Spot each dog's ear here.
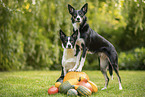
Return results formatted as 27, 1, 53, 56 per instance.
59, 29, 66, 39
81, 3, 88, 14
68, 4, 75, 15
72, 30, 78, 39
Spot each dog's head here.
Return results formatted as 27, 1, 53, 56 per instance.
68, 3, 88, 24
59, 29, 78, 49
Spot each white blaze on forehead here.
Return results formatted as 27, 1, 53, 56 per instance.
68, 37, 71, 43
76, 15, 81, 19
66, 37, 73, 48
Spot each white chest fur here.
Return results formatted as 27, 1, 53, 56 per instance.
63, 49, 75, 60
73, 23, 80, 31
62, 49, 76, 69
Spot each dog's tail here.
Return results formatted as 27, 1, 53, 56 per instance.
108, 62, 113, 80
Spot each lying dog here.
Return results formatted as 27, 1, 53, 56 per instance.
68, 3, 123, 90
56, 29, 80, 83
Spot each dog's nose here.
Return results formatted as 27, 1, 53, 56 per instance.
68, 45, 71, 48
77, 18, 80, 21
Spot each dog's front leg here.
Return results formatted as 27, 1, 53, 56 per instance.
69, 45, 81, 72
76, 44, 87, 72
56, 66, 65, 83
62, 61, 67, 76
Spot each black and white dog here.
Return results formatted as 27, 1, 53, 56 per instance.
68, 3, 123, 90
56, 29, 80, 83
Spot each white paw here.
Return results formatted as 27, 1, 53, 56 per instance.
68, 69, 75, 72
111, 75, 113, 80
101, 87, 107, 90
119, 86, 123, 90
76, 68, 82, 72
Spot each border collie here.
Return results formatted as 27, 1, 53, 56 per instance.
68, 3, 122, 90
56, 29, 80, 83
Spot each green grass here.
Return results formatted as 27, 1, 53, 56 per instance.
0, 70, 145, 97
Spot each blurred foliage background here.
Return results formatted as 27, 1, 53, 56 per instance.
0, 0, 145, 71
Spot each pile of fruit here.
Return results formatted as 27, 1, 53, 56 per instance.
48, 72, 98, 96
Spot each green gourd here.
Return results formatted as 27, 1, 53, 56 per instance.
72, 85, 92, 96
67, 89, 78, 96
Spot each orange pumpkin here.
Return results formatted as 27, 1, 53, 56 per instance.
63, 72, 89, 82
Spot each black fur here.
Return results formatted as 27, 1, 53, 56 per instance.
68, 3, 122, 90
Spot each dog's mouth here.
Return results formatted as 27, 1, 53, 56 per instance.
76, 20, 81, 23
66, 47, 74, 49
76, 20, 80, 22
66, 45, 73, 49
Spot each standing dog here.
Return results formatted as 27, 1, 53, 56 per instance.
56, 29, 80, 83
68, 3, 122, 90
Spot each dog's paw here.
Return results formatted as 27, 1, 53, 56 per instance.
75, 68, 82, 72
68, 69, 75, 72
119, 86, 123, 90
111, 75, 113, 80
101, 87, 107, 90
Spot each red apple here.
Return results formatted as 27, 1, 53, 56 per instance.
48, 86, 58, 95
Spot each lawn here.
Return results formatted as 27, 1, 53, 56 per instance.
0, 70, 145, 97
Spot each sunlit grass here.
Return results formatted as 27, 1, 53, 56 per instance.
0, 71, 145, 97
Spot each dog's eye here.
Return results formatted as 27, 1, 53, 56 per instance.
74, 16, 76, 18
74, 14, 77, 18
79, 12, 83, 16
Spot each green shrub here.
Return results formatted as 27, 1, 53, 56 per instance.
119, 47, 145, 70
0, 0, 144, 71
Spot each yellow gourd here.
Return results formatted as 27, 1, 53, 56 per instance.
55, 82, 61, 88
88, 80, 98, 93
